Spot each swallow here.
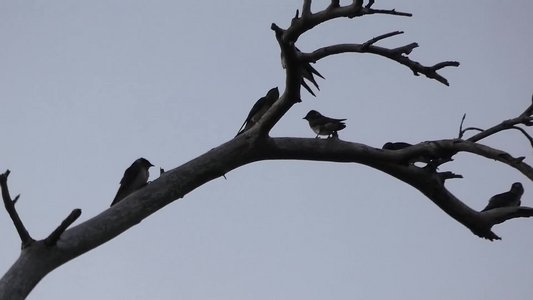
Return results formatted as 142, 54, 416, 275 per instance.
382, 141, 443, 166
481, 182, 524, 212
303, 110, 346, 138
110, 157, 154, 207
281, 47, 324, 96
382, 142, 413, 150
236, 87, 279, 136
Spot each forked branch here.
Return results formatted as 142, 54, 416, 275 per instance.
0, 170, 34, 249
0, 170, 82, 249
459, 96, 533, 146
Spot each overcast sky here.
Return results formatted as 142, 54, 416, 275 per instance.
1, 1, 532, 299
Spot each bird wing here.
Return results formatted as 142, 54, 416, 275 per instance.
320, 116, 347, 124
110, 163, 139, 206
481, 192, 518, 211
383, 142, 413, 150
236, 97, 267, 135
119, 163, 139, 185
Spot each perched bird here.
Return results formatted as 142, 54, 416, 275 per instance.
382, 142, 413, 150
110, 158, 154, 207
481, 182, 524, 212
281, 47, 324, 96
382, 141, 440, 166
236, 87, 279, 136
303, 110, 346, 138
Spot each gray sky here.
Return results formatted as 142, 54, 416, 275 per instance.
1, 0, 532, 299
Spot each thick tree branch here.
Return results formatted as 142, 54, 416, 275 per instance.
0, 170, 34, 249
260, 137, 531, 240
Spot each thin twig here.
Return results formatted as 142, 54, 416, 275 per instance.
44, 209, 82, 246
361, 31, 404, 50
458, 113, 466, 138
510, 126, 533, 148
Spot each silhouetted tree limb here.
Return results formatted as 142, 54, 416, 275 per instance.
0, 170, 34, 249
44, 209, 82, 247
260, 137, 532, 240
463, 98, 533, 143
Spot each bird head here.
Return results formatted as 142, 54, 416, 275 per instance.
511, 182, 524, 195
138, 158, 154, 168
303, 110, 321, 120
266, 87, 279, 100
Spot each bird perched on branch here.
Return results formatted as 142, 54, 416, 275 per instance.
382, 141, 429, 165
303, 110, 346, 138
281, 47, 324, 96
110, 157, 154, 207
481, 182, 524, 212
382, 142, 413, 151
236, 87, 279, 136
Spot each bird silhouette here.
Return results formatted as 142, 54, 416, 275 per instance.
481, 182, 524, 212
303, 110, 346, 138
236, 87, 279, 136
110, 158, 154, 207
382, 142, 413, 150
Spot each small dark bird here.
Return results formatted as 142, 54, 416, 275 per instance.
236, 87, 279, 136
481, 182, 524, 212
382, 141, 440, 166
382, 142, 413, 150
110, 158, 154, 207
303, 110, 346, 138
281, 48, 324, 96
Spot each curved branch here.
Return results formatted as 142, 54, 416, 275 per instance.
307, 43, 459, 85
260, 137, 532, 240
510, 126, 533, 148
285, 1, 411, 42
467, 100, 533, 143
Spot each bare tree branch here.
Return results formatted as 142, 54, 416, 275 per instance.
466, 100, 533, 143
44, 209, 82, 247
361, 31, 405, 49
306, 43, 459, 85
260, 137, 531, 240
0, 170, 34, 249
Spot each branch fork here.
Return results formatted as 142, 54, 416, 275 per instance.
0, 170, 82, 249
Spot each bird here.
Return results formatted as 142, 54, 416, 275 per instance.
303, 110, 346, 138
382, 142, 413, 150
481, 182, 524, 212
382, 141, 440, 166
236, 87, 279, 136
110, 157, 154, 207
281, 47, 324, 96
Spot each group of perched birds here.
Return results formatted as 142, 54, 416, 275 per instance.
108, 55, 525, 214
236, 89, 347, 139
109, 160, 524, 214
